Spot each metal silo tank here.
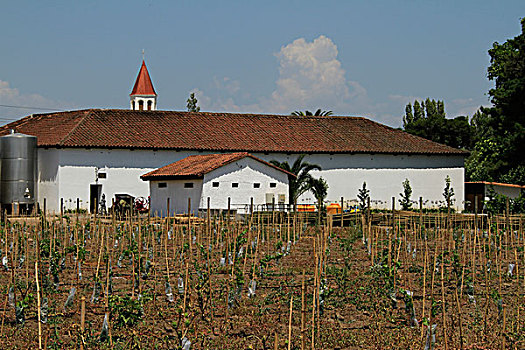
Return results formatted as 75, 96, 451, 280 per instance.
0, 131, 37, 208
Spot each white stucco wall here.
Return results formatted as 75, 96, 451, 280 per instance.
36, 147, 466, 212
257, 153, 465, 210
149, 179, 203, 216
200, 157, 289, 213
148, 157, 289, 216
38, 148, 59, 212
486, 184, 522, 199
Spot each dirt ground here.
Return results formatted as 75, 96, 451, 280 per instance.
0, 215, 523, 349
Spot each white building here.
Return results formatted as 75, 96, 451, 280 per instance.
0, 61, 468, 213
141, 152, 292, 216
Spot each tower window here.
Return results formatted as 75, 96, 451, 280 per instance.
138, 100, 144, 110
132, 101, 135, 110
147, 100, 152, 110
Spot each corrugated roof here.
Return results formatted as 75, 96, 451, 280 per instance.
140, 152, 295, 180
130, 60, 156, 96
0, 109, 468, 155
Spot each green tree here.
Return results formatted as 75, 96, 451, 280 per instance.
398, 178, 413, 210
357, 182, 370, 209
403, 99, 475, 150
442, 175, 455, 207
270, 155, 322, 204
291, 109, 333, 116
310, 177, 329, 212
186, 93, 200, 112
471, 18, 525, 184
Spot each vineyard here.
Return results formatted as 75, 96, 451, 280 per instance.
0, 209, 523, 349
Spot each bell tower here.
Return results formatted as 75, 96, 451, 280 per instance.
130, 60, 157, 110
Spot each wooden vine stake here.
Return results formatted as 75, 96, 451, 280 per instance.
288, 294, 293, 350
35, 261, 42, 350
301, 269, 306, 350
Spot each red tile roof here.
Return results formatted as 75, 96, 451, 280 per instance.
130, 61, 156, 96
140, 152, 295, 180
0, 109, 467, 155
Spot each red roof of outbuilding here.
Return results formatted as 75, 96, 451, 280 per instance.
140, 152, 295, 180
130, 60, 156, 96
0, 109, 468, 155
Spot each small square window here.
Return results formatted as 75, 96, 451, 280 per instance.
98, 172, 107, 179
158, 182, 167, 188
212, 182, 219, 188
184, 182, 194, 188
232, 183, 239, 188
269, 183, 277, 188
253, 183, 260, 188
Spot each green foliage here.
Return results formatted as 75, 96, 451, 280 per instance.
442, 175, 455, 206
291, 109, 333, 116
468, 19, 525, 183
398, 178, 412, 210
403, 98, 474, 149
357, 182, 369, 209
484, 186, 525, 214
270, 155, 322, 204
310, 177, 329, 210
186, 92, 200, 112
109, 295, 147, 328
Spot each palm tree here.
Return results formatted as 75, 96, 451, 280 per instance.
310, 177, 329, 208
310, 177, 329, 224
291, 109, 333, 116
270, 155, 322, 205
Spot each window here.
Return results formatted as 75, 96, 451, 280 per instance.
184, 182, 194, 188
147, 100, 152, 110
212, 182, 219, 188
97, 172, 107, 179
253, 183, 260, 188
232, 183, 239, 188
132, 101, 135, 110
138, 100, 144, 110
158, 182, 167, 188
269, 182, 277, 188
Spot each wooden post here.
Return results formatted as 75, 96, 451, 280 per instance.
227, 197, 231, 226
187, 197, 191, 233
474, 195, 478, 231
391, 196, 395, 227
35, 261, 42, 349
80, 296, 86, 350
340, 196, 344, 228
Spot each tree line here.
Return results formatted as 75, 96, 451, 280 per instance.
402, 18, 525, 186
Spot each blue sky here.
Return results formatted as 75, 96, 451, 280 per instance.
1, 1, 524, 126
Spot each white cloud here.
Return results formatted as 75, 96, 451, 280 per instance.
0, 80, 74, 124
191, 35, 488, 127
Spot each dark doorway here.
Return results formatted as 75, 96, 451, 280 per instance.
90, 184, 102, 213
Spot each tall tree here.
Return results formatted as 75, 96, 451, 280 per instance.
270, 155, 322, 204
291, 109, 333, 116
472, 18, 525, 183
186, 93, 200, 112
403, 99, 475, 149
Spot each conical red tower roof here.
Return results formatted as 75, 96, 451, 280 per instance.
130, 60, 157, 96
